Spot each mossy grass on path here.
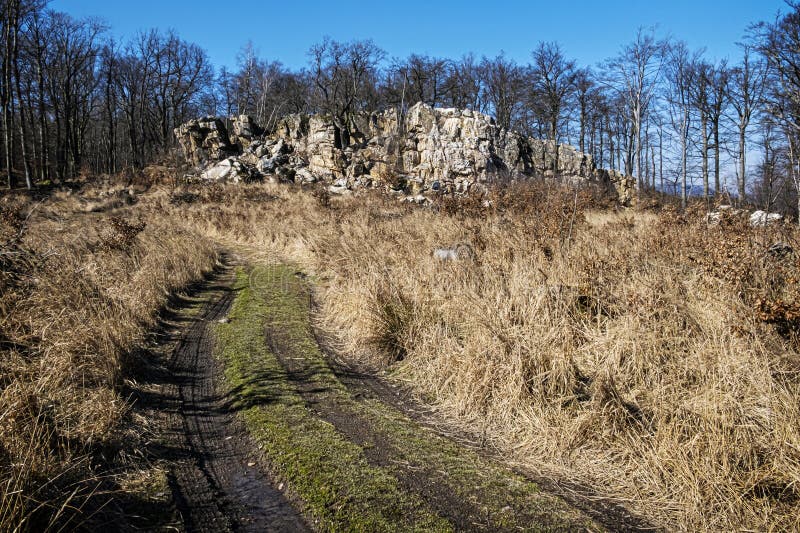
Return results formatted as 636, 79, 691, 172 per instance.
217, 266, 450, 532
217, 264, 600, 531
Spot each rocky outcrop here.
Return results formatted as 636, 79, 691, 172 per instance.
174, 103, 634, 203
705, 206, 785, 228
174, 117, 238, 165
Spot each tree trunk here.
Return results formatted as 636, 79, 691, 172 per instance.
701, 112, 709, 200
11, 2, 32, 189
651, 144, 656, 190
579, 101, 586, 153
738, 125, 747, 204
550, 116, 559, 175
659, 129, 664, 197
713, 119, 720, 198
2, 1, 14, 188
634, 112, 642, 188
681, 109, 689, 209
35, 34, 49, 181
598, 117, 604, 168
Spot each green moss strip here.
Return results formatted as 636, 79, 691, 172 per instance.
216, 267, 451, 532
241, 264, 600, 531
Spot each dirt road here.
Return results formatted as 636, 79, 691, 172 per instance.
144, 266, 309, 532
136, 259, 651, 532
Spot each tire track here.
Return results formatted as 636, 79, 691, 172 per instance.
158, 265, 308, 532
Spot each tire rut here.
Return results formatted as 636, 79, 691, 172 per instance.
260, 274, 655, 533
266, 325, 580, 532
324, 348, 655, 533
157, 265, 308, 533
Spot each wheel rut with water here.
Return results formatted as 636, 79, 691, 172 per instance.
149, 264, 308, 532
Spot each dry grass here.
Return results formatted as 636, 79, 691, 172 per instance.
4, 176, 800, 530
0, 187, 218, 530
147, 180, 800, 531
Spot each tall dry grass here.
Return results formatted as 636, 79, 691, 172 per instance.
145, 180, 800, 531
5, 176, 799, 530
0, 187, 218, 530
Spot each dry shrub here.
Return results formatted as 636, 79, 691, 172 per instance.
436, 190, 489, 218
311, 185, 332, 209
99, 216, 146, 252
169, 189, 200, 205
367, 286, 416, 364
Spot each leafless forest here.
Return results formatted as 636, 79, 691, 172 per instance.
1, 1, 800, 208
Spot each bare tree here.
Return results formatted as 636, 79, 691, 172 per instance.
666, 41, 699, 208
385, 54, 452, 109
2, 0, 17, 187
752, 3, 800, 216
442, 54, 483, 112
704, 61, 729, 198
308, 37, 384, 149
603, 28, 666, 189
692, 60, 711, 199
529, 42, 577, 173
478, 53, 525, 131
574, 67, 597, 154
728, 45, 767, 202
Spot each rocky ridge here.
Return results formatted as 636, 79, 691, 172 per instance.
174, 102, 634, 203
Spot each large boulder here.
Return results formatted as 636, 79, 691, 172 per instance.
750, 210, 783, 227
200, 158, 255, 183
174, 117, 237, 165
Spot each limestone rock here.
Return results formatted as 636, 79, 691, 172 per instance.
175, 103, 634, 203
230, 115, 262, 149
328, 185, 351, 195
174, 117, 236, 165
750, 210, 783, 227
433, 243, 476, 261
200, 158, 234, 181
705, 205, 746, 225
200, 157, 257, 183
295, 168, 317, 184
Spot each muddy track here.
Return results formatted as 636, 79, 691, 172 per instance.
326, 354, 655, 533
315, 335, 655, 533
153, 265, 308, 532
135, 259, 652, 532
266, 328, 496, 531
269, 325, 654, 532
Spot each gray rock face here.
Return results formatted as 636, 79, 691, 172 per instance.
750, 210, 783, 227
175, 103, 633, 203
229, 115, 262, 150
199, 157, 256, 183
174, 117, 237, 166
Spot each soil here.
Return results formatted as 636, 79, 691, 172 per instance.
134, 259, 655, 532
137, 265, 308, 533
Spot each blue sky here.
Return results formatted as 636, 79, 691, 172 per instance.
49, 0, 787, 70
